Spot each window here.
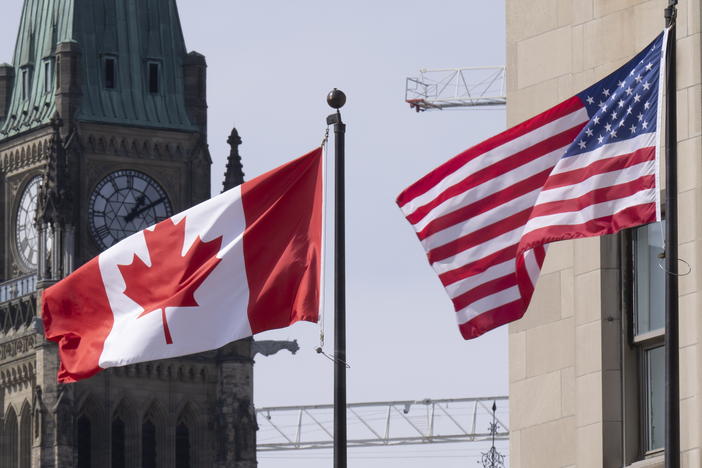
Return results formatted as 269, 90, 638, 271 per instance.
19, 405, 31, 468
147, 62, 160, 94
112, 417, 126, 468
77, 415, 92, 468
43, 60, 52, 94
4, 407, 18, 467
632, 222, 665, 454
21, 67, 30, 100
104, 56, 117, 89
142, 419, 156, 468
175, 422, 191, 468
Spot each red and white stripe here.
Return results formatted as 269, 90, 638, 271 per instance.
397, 96, 660, 339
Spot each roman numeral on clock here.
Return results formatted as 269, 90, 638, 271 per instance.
95, 225, 110, 240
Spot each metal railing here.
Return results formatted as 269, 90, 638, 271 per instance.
0, 274, 37, 303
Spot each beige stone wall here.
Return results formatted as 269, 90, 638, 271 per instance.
506, 1, 702, 467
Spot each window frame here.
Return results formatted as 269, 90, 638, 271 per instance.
102, 55, 118, 90
146, 60, 161, 95
622, 221, 666, 463
42, 59, 52, 94
20, 66, 32, 101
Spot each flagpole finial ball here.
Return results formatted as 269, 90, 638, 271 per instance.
327, 88, 346, 109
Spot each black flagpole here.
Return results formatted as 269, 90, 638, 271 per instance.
664, 3, 679, 468
327, 88, 347, 468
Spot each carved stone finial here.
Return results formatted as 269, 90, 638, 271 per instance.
221, 127, 245, 192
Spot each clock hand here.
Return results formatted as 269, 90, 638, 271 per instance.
125, 197, 166, 223
123, 195, 147, 223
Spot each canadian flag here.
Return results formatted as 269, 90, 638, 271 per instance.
42, 148, 323, 383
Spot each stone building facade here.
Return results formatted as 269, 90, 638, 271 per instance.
0, 1, 256, 467
507, 0, 702, 467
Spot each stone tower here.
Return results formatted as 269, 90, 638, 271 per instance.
0, 1, 257, 467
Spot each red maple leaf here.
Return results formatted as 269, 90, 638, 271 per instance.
118, 218, 223, 345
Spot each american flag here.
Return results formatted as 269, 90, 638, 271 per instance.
397, 31, 667, 339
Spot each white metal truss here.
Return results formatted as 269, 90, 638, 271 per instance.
405, 67, 506, 112
256, 396, 508, 451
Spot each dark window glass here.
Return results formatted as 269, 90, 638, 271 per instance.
77, 415, 91, 468
633, 222, 665, 335
5, 409, 18, 467
21, 69, 29, 100
142, 419, 156, 468
645, 345, 665, 451
148, 63, 159, 94
112, 417, 126, 468
19, 406, 31, 468
43, 61, 51, 93
175, 422, 191, 468
104, 58, 116, 89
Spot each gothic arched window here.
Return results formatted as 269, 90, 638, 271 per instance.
112, 417, 126, 468
4, 407, 18, 468
175, 422, 190, 468
77, 415, 91, 468
141, 419, 156, 468
19, 404, 31, 468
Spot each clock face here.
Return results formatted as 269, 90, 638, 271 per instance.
89, 170, 173, 250
15, 176, 41, 269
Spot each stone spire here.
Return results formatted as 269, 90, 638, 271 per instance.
221, 127, 246, 192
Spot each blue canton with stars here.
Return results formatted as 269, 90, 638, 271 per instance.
564, 32, 665, 158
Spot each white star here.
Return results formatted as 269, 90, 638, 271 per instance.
627, 106, 633, 115
585, 128, 594, 137
611, 111, 618, 120
593, 116, 601, 125
598, 134, 605, 144
619, 119, 626, 127
634, 94, 641, 102
618, 99, 625, 108
644, 101, 651, 110
630, 125, 637, 133
602, 103, 609, 112
643, 81, 651, 90
645, 62, 653, 71
610, 129, 618, 138
642, 120, 648, 129
625, 87, 633, 96
605, 123, 612, 132
610, 91, 617, 100
637, 113, 644, 121
603, 88, 611, 97
578, 140, 587, 149
598, 100, 605, 108
618, 80, 626, 88
586, 95, 595, 105
630, 69, 636, 76
635, 74, 642, 83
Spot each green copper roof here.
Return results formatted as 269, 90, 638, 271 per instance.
0, 0, 197, 139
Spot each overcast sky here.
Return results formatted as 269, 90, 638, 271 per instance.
0, 2, 508, 466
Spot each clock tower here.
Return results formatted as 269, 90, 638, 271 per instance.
0, 1, 256, 467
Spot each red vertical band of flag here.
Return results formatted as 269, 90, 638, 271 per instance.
243, 147, 324, 334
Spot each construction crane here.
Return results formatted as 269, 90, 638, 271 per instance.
256, 396, 508, 451
405, 66, 506, 112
